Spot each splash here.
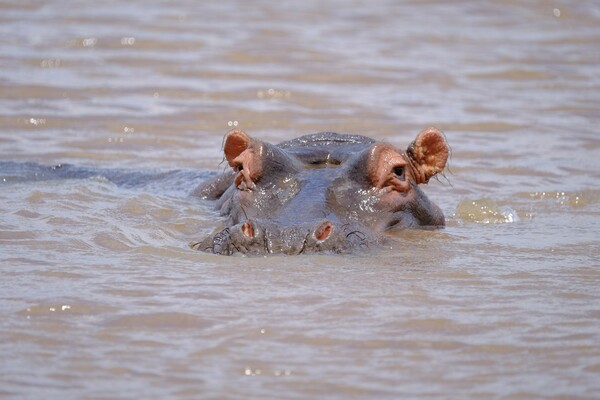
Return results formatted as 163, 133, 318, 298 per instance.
453, 198, 519, 224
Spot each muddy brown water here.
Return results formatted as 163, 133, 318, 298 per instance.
1, 1, 599, 399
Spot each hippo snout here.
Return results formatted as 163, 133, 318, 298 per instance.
191, 219, 374, 256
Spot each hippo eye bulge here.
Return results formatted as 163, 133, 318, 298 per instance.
393, 166, 405, 180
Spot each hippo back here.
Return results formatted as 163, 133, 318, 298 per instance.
277, 132, 375, 165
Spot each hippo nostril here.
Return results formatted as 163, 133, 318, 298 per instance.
241, 221, 254, 238
314, 221, 334, 242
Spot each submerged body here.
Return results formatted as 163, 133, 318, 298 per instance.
192, 128, 449, 255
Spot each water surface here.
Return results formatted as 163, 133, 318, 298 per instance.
1, 1, 599, 398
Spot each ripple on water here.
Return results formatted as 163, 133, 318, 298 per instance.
105, 312, 214, 331
17, 301, 116, 318
92, 231, 133, 251
35, 270, 88, 279
14, 209, 42, 218
526, 190, 593, 207
0, 229, 37, 240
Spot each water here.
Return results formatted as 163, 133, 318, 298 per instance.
1, 0, 599, 398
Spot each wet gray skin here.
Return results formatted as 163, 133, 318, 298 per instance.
192, 128, 449, 256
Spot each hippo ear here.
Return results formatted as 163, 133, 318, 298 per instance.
223, 130, 262, 190
405, 127, 448, 184
224, 130, 251, 164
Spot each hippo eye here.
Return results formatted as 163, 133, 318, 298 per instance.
393, 166, 404, 178
235, 164, 243, 172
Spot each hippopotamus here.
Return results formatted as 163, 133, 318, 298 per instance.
191, 128, 449, 255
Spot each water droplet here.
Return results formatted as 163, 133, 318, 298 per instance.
41, 59, 61, 68
553, 8, 561, 17
120, 37, 136, 46
244, 368, 252, 376
82, 37, 97, 47
61, 305, 71, 311
28, 117, 46, 126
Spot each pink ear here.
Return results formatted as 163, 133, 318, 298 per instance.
223, 130, 262, 190
224, 130, 251, 166
406, 127, 448, 184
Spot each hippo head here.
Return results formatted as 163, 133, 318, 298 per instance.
192, 128, 449, 255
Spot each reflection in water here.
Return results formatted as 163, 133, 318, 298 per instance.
1, 0, 599, 398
